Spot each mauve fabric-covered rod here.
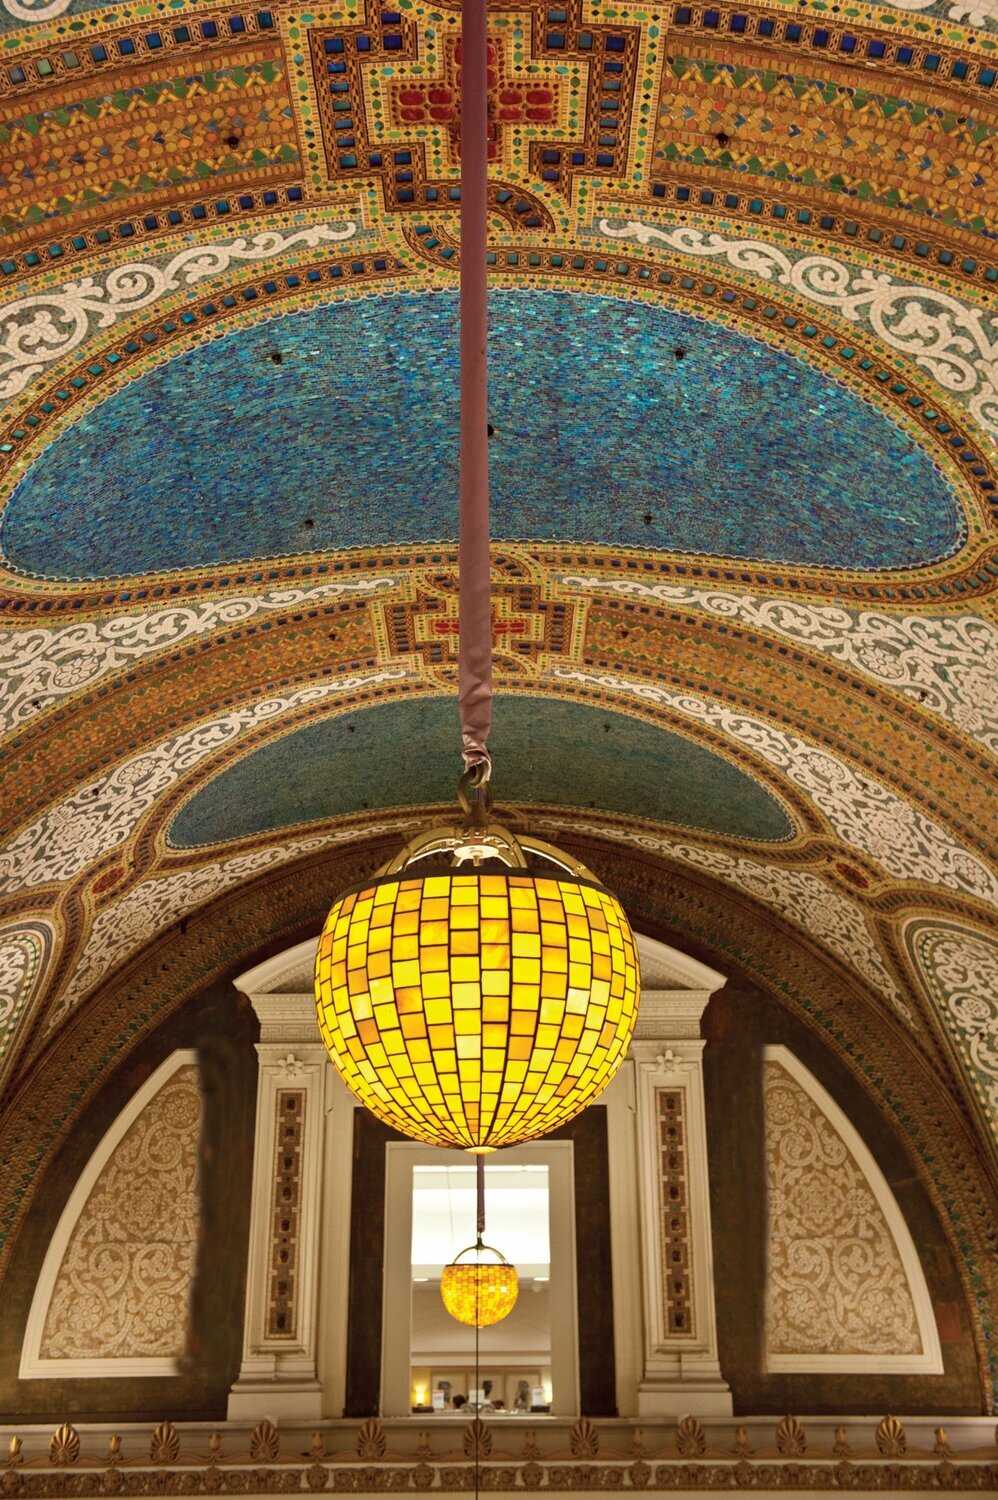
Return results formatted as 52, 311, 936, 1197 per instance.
457, 0, 493, 774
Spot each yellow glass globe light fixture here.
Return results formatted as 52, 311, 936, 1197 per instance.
441, 1242, 519, 1328
314, 780, 640, 1152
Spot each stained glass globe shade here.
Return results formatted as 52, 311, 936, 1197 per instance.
440, 1244, 519, 1328
314, 793, 640, 1151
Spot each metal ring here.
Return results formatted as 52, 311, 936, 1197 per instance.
448, 1242, 509, 1266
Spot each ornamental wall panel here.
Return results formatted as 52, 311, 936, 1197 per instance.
20, 1051, 201, 1379
763, 1046, 942, 1374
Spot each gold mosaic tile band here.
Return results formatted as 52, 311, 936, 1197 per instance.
314, 871, 639, 1149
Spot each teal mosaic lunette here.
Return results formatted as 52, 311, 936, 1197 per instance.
168, 695, 795, 848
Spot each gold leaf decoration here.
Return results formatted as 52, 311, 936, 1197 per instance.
7, 1438, 23, 1468
933, 1427, 952, 1458
832, 1426, 851, 1458
49, 1425, 80, 1466
249, 1420, 279, 1463
208, 1434, 222, 1463
676, 1416, 706, 1458
569, 1418, 599, 1458
732, 1426, 753, 1457
463, 1420, 492, 1459
876, 1416, 906, 1458
150, 1422, 180, 1465
775, 1415, 806, 1458
356, 1421, 386, 1461
106, 1436, 122, 1466
522, 1431, 541, 1461
310, 1433, 326, 1460
415, 1433, 433, 1461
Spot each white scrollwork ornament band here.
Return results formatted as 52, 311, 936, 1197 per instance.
0, 225, 357, 405
907, 922, 998, 1136
597, 221, 998, 438
0, 669, 409, 894
534, 812, 908, 1018
558, 576, 998, 757
553, 668, 998, 909
0, 576, 398, 737
49, 815, 420, 1027
2, 0, 72, 19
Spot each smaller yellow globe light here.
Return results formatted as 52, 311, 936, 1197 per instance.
440, 1244, 519, 1328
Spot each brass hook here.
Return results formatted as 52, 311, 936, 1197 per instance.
457, 763, 493, 825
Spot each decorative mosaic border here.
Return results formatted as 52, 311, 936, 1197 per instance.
595, 218, 998, 442
266, 1088, 305, 1340
657, 1088, 695, 1337
0, 258, 991, 602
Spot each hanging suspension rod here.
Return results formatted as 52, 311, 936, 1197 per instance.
457, 0, 492, 779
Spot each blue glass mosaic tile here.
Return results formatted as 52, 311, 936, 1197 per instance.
168, 695, 795, 847
0, 291, 962, 578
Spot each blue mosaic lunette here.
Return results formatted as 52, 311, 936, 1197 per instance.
168, 694, 796, 848
1, 290, 962, 578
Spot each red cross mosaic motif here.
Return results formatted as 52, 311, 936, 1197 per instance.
309, 0, 639, 214
391, 37, 557, 164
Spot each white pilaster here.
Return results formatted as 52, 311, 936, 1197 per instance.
631, 951, 732, 1417
227, 990, 328, 1421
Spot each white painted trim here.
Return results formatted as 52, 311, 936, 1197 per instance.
763, 1046, 944, 1375
19, 1049, 198, 1380
317, 1073, 360, 1418
236, 938, 318, 998
227, 1042, 329, 1421
602, 1062, 644, 1419
632, 1041, 730, 1414
381, 1142, 579, 1419
635, 934, 725, 994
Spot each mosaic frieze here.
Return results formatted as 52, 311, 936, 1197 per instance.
535, 811, 909, 1015
552, 668, 998, 908
0, 48, 298, 242
596, 219, 998, 442
39, 1063, 201, 1361
0, 222, 359, 407
0, 574, 396, 735
763, 1056, 924, 1358
653, 57, 996, 239
0, 0, 996, 38
559, 574, 998, 756
0, 669, 409, 893
4, 563, 994, 756
48, 821, 416, 1026
0, 916, 54, 1086
906, 919, 998, 1136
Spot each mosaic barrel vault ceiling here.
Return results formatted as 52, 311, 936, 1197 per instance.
0, 0, 995, 1412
